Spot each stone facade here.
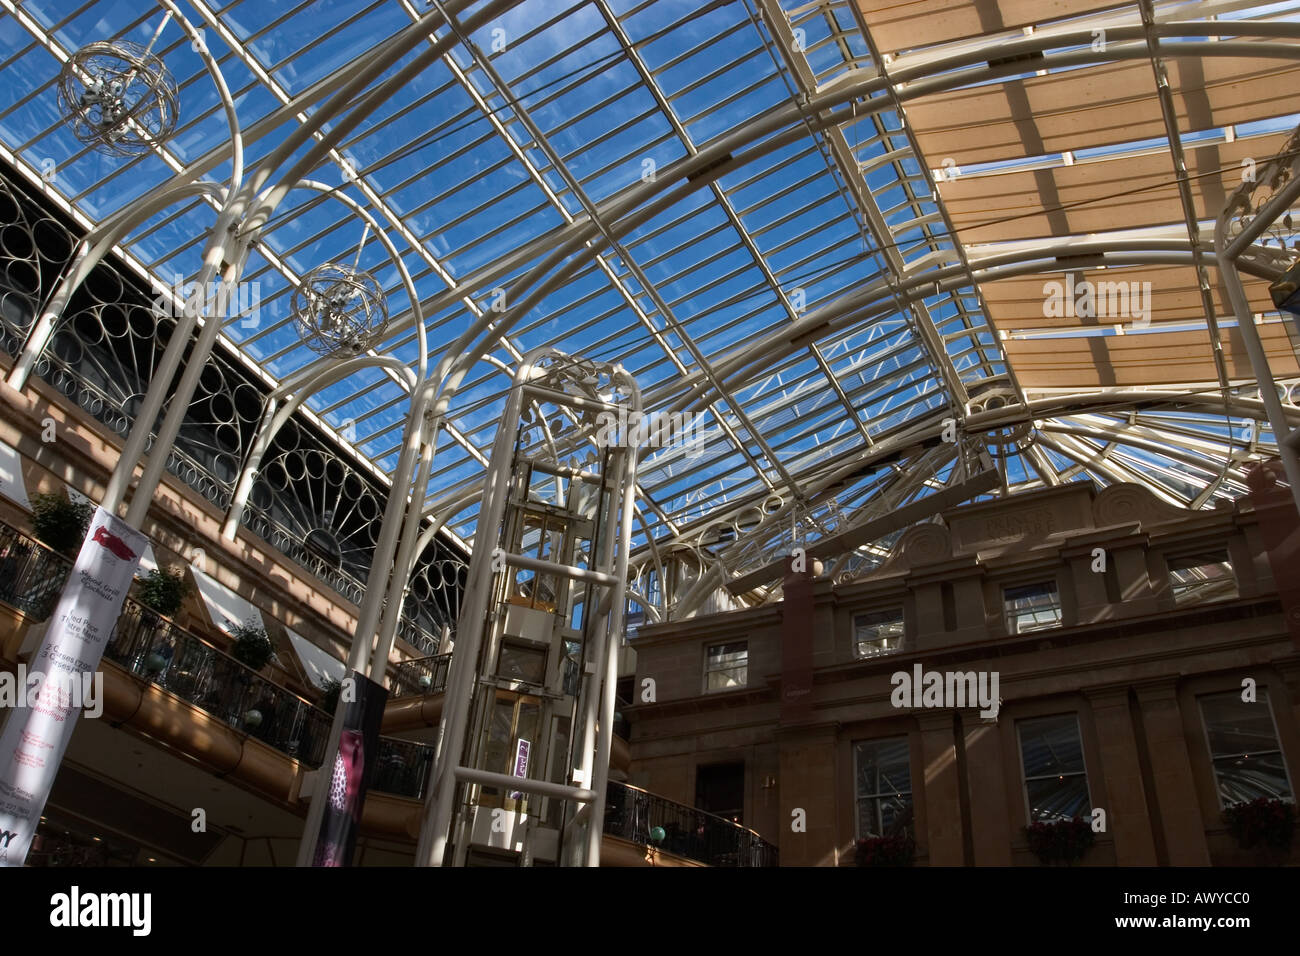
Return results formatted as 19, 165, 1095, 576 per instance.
627, 482, 1300, 866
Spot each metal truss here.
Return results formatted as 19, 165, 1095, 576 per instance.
3, 0, 1300, 621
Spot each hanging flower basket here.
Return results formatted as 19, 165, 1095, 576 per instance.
854, 834, 915, 866
1222, 797, 1296, 854
1025, 817, 1094, 865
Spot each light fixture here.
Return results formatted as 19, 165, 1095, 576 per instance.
292, 262, 389, 356
56, 39, 179, 156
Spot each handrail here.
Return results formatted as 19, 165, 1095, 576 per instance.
105, 598, 434, 798
0, 516, 432, 797
107, 596, 335, 764
390, 653, 452, 698
603, 780, 779, 867
0, 523, 74, 620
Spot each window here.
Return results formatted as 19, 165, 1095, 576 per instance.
854, 608, 904, 658
481, 694, 542, 810
497, 641, 547, 685
696, 762, 745, 824
1003, 581, 1062, 634
704, 641, 747, 692
1168, 550, 1237, 606
1017, 714, 1091, 822
1199, 690, 1294, 807
510, 510, 564, 612
854, 737, 913, 838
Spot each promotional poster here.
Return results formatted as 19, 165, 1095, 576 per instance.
311, 670, 388, 867
0, 507, 144, 866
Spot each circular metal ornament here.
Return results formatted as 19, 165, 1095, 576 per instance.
291, 263, 389, 356
56, 41, 179, 156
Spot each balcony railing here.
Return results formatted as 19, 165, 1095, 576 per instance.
0, 517, 435, 799
0, 523, 73, 620
370, 736, 434, 798
106, 598, 335, 764
603, 780, 779, 867
390, 653, 452, 698
103, 598, 432, 799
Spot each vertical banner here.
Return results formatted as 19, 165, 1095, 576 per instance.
311, 670, 387, 866
0, 507, 144, 866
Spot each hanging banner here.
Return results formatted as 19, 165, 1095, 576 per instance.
0, 507, 144, 866
311, 670, 388, 867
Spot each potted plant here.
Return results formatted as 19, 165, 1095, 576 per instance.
136, 567, 192, 618
1223, 797, 1296, 855
229, 619, 277, 671
854, 833, 915, 866
1025, 816, 1095, 865
320, 676, 342, 713
30, 492, 94, 556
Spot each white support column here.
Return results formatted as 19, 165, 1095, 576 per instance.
416, 361, 531, 866
585, 443, 637, 867
369, 429, 438, 677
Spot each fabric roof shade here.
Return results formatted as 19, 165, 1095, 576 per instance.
0, 440, 29, 510
857, 0, 1128, 50
904, 54, 1300, 166
284, 629, 346, 691
936, 140, 1251, 243
191, 566, 266, 637
982, 265, 1276, 332
1003, 320, 1300, 388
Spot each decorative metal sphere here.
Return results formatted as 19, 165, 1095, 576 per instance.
56, 41, 179, 157
291, 263, 389, 356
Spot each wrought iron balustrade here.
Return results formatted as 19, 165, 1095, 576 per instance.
106, 597, 334, 764
371, 737, 434, 800
389, 653, 451, 698
602, 780, 779, 867
104, 597, 431, 797
0, 523, 73, 620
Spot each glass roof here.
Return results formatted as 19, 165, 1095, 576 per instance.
2, 0, 1298, 604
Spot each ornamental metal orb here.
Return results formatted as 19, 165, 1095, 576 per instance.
291, 263, 389, 356
56, 41, 179, 156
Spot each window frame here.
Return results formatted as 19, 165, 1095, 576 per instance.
1166, 548, 1237, 608
703, 639, 748, 694
1002, 579, 1063, 635
852, 735, 914, 840
853, 606, 905, 659
1015, 712, 1093, 824
1197, 687, 1295, 810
